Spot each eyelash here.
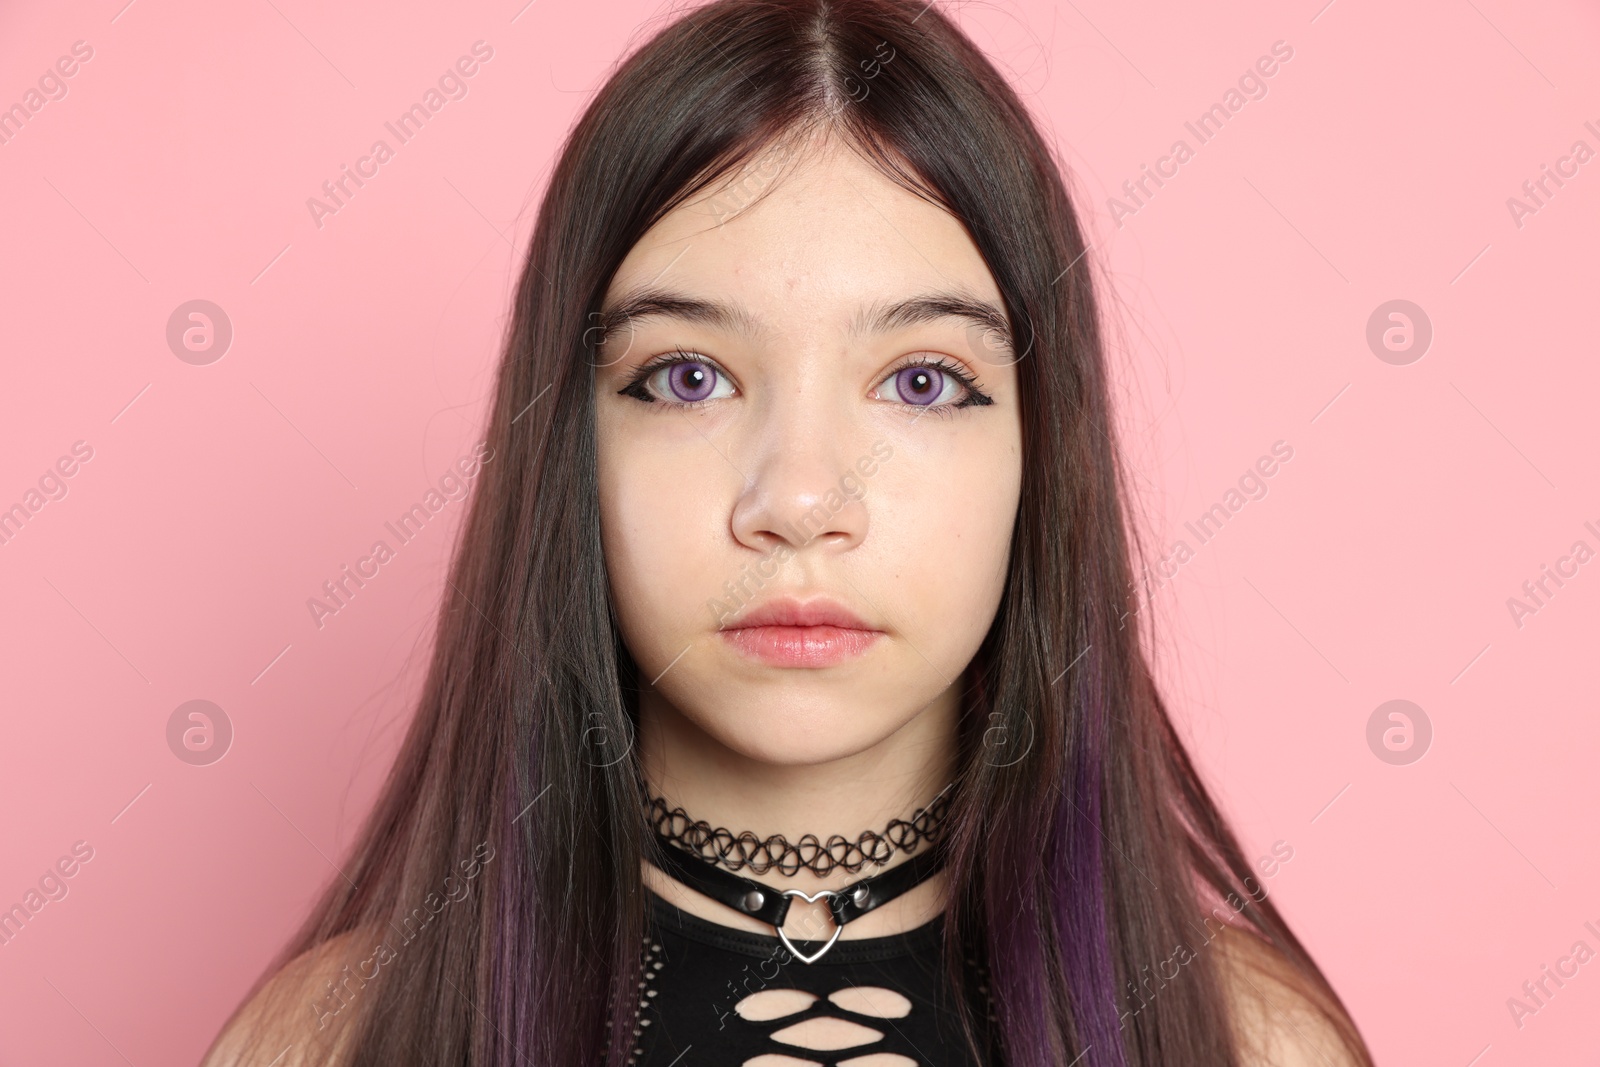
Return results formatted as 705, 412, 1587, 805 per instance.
616, 350, 992, 417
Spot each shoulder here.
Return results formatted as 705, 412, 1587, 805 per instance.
1211, 923, 1367, 1067
200, 928, 381, 1067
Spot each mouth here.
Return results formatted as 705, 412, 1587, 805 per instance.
719, 624, 882, 668
718, 597, 883, 668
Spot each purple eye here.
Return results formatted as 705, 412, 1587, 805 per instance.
893, 365, 952, 406
624, 354, 735, 406
667, 361, 717, 402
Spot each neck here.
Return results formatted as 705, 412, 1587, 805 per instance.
636, 684, 960, 937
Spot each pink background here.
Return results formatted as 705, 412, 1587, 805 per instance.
2, 0, 1596, 1063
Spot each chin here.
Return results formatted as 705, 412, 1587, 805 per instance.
702, 703, 902, 767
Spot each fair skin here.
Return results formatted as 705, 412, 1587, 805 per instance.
593, 129, 1022, 946
201, 133, 1362, 1067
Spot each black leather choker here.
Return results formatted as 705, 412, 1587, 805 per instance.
648, 828, 947, 963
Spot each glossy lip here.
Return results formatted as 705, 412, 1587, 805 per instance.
719, 597, 884, 668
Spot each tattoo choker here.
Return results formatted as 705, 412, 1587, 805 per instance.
644, 782, 952, 876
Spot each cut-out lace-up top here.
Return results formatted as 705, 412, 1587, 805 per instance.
623, 886, 1000, 1067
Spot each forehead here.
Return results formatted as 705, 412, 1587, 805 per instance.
601, 138, 1006, 338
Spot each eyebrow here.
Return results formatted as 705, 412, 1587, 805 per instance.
595, 286, 1013, 352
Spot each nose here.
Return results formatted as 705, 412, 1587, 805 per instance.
729, 403, 870, 557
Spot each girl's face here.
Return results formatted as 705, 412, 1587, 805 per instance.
595, 134, 1022, 767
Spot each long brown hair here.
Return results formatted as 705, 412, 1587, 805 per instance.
210, 1, 1374, 1064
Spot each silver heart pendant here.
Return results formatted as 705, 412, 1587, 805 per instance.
777, 923, 842, 964
778, 888, 843, 964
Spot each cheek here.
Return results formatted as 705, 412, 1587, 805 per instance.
873, 437, 1019, 645
598, 437, 727, 667
938, 477, 1015, 609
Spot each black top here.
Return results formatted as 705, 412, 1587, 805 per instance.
624, 887, 999, 1066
